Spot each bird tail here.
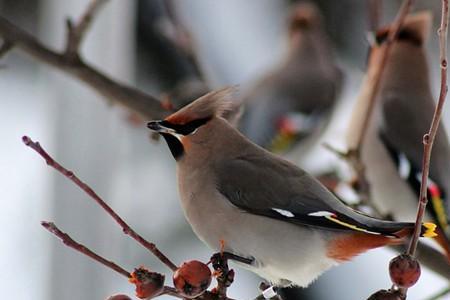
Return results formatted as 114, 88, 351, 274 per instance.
421, 222, 438, 237
392, 222, 437, 239
394, 223, 450, 264
326, 222, 437, 262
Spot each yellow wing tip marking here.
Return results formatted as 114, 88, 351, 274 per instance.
422, 222, 438, 238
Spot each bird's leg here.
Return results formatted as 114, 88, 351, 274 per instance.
209, 249, 254, 299
258, 282, 282, 300
210, 252, 234, 298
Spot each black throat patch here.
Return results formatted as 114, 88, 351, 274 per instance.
161, 133, 184, 160
158, 117, 211, 161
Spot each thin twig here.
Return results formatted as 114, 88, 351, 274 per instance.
41, 221, 131, 278
41, 222, 209, 299
23, 136, 178, 271
0, 16, 167, 119
25, 136, 262, 300
407, 0, 449, 258
396, 1, 449, 298
65, 0, 108, 57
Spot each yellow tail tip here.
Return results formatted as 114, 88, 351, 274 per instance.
422, 222, 438, 238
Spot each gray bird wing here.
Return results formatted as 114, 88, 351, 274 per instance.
214, 152, 418, 237
380, 93, 450, 232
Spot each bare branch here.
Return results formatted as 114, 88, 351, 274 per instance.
22, 136, 178, 271
65, 0, 108, 57
0, 15, 168, 119
41, 222, 218, 300
407, 0, 449, 257
24, 135, 271, 300
41, 221, 131, 278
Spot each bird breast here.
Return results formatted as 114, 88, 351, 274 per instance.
176, 164, 338, 287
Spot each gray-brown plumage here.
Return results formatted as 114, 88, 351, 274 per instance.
148, 87, 435, 287
239, 2, 342, 153
347, 12, 450, 260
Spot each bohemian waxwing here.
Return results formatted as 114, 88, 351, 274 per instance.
347, 11, 450, 261
239, 2, 342, 154
148, 87, 436, 287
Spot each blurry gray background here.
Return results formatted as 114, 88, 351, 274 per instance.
1, 0, 449, 299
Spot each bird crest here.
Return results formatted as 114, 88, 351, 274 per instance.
165, 86, 240, 125
375, 11, 432, 46
288, 2, 322, 31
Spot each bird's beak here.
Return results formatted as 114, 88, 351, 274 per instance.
147, 120, 174, 134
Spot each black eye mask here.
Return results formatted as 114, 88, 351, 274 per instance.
160, 117, 212, 135
375, 28, 422, 46
160, 133, 184, 160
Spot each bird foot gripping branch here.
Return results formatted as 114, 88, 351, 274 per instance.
209, 251, 254, 297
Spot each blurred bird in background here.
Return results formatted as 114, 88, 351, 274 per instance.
239, 2, 343, 155
348, 11, 450, 262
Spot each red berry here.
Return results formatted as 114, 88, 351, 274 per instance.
129, 267, 165, 299
173, 260, 212, 298
389, 254, 421, 288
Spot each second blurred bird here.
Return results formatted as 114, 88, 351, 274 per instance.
348, 12, 450, 261
239, 2, 343, 154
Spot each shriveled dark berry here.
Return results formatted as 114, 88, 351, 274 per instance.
129, 267, 165, 299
